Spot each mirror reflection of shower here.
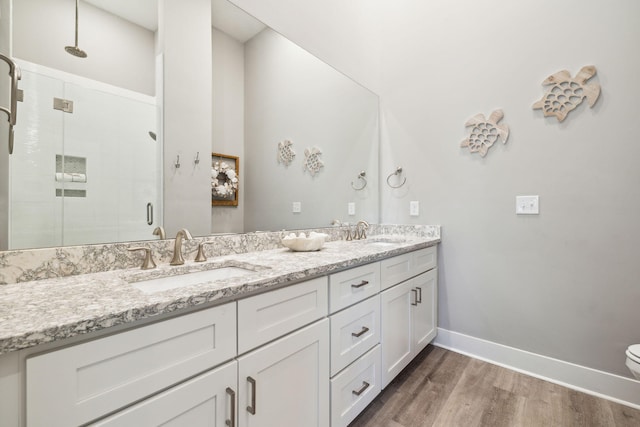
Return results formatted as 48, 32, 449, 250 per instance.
65, 0, 88, 58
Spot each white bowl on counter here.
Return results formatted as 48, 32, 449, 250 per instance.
281, 232, 328, 252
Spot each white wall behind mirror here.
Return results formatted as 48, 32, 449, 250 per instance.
0, 0, 379, 250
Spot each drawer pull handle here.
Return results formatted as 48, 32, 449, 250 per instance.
226, 387, 236, 427
416, 286, 422, 303
411, 289, 418, 306
247, 376, 256, 415
352, 381, 370, 396
352, 326, 370, 338
351, 280, 369, 289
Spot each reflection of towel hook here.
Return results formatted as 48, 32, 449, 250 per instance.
351, 171, 367, 190
386, 166, 406, 188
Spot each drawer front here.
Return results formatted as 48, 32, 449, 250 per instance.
330, 345, 382, 427
238, 276, 328, 354
329, 262, 380, 313
381, 246, 437, 290
412, 246, 437, 275
26, 302, 237, 427
330, 295, 380, 376
91, 360, 237, 427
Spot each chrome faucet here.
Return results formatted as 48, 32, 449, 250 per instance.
170, 229, 193, 265
152, 226, 166, 240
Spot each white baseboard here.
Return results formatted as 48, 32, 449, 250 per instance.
433, 328, 640, 410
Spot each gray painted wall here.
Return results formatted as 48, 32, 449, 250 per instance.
234, 0, 640, 378
243, 29, 379, 232
211, 27, 245, 233
160, 0, 212, 238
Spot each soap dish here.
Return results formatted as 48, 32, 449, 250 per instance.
281, 232, 328, 252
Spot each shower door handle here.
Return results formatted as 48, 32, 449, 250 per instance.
146, 203, 153, 225
0, 53, 22, 154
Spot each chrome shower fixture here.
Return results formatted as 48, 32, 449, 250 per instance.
65, 0, 87, 58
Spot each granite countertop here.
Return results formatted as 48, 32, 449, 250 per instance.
0, 235, 439, 355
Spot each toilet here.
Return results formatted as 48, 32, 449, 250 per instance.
626, 344, 640, 379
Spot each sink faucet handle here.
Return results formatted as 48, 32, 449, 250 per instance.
345, 225, 353, 241
127, 247, 157, 270
195, 241, 214, 262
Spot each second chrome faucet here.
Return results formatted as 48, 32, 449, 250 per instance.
170, 228, 193, 265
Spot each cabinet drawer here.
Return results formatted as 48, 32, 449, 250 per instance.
238, 276, 328, 354
26, 302, 236, 427
329, 262, 380, 313
91, 360, 237, 426
380, 246, 437, 290
330, 295, 380, 376
330, 345, 381, 427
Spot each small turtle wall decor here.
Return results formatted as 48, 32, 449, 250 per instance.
460, 109, 509, 158
532, 65, 601, 122
303, 146, 324, 176
277, 139, 296, 166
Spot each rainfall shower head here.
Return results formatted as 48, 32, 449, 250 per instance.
65, 46, 87, 58
65, 0, 87, 58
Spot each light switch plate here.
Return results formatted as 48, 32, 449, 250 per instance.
516, 195, 539, 215
348, 202, 355, 216
292, 202, 301, 213
410, 201, 419, 216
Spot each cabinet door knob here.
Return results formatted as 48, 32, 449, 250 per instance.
352, 381, 370, 396
246, 376, 257, 415
351, 280, 369, 289
351, 326, 370, 338
416, 286, 422, 304
226, 387, 236, 427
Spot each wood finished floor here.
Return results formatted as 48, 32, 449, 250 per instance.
349, 345, 640, 427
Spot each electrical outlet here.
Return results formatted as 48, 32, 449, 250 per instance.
410, 201, 420, 216
516, 195, 539, 215
348, 202, 355, 216
292, 202, 301, 213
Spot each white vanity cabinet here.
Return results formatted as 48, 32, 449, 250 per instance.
381, 265, 437, 388
236, 276, 329, 427
328, 264, 382, 427
8, 243, 438, 427
26, 302, 237, 427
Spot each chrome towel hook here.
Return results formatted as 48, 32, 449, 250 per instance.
386, 166, 406, 188
351, 171, 367, 190
175, 155, 181, 169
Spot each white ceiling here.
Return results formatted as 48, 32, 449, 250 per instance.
84, 0, 265, 42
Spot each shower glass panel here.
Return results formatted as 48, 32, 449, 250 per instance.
10, 64, 160, 249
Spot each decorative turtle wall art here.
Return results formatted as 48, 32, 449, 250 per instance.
277, 139, 296, 166
532, 65, 600, 122
303, 146, 324, 176
460, 109, 509, 157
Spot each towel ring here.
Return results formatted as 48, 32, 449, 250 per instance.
351, 171, 367, 190
386, 166, 406, 188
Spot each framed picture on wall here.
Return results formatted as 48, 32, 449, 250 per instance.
211, 153, 239, 206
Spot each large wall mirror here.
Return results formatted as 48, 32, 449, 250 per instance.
1, 0, 379, 250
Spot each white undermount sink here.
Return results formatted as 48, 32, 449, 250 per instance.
130, 266, 257, 294
357, 236, 408, 246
